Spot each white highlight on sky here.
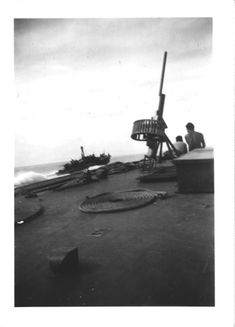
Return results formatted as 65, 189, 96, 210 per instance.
14, 18, 212, 166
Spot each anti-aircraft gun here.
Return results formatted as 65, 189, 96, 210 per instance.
131, 51, 178, 163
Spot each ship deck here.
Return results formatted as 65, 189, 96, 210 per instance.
15, 167, 214, 306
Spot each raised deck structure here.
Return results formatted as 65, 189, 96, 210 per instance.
174, 148, 214, 193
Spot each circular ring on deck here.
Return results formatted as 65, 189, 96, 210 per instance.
79, 189, 156, 213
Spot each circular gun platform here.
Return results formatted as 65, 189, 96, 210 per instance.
79, 189, 156, 213
131, 119, 167, 141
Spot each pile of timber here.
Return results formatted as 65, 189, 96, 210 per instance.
14, 161, 142, 197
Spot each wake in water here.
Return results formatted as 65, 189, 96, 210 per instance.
15, 171, 48, 187
14, 170, 59, 187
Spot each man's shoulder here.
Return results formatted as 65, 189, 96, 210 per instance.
194, 131, 204, 137
185, 133, 191, 140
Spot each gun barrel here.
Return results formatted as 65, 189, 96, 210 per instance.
157, 94, 165, 119
159, 51, 167, 95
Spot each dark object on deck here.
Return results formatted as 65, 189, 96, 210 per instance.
138, 165, 177, 182
49, 247, 79, 274
57, 146, 111, 175
79, 189, 156, 213
131, 51, 178, 163
173, 148, 214, 193
25, 192, 38, 198
155, 191, 168, 199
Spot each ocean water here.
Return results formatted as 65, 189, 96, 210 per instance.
14, 153, 144, 187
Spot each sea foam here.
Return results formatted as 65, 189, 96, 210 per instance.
14, 171, 48, 187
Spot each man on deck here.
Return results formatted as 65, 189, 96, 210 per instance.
185, 122, 206, 151
173, 135, 187, 155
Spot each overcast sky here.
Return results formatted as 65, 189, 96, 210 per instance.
14, 18, 212, 166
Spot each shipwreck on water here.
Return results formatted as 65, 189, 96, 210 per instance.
57, 146, 111, 175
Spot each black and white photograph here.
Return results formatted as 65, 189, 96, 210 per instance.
1, 1, 234, 327
14, 17, 215, 307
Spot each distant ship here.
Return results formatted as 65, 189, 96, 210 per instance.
56, 146, 111, 175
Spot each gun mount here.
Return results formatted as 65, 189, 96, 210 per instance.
131, 51, 178, 164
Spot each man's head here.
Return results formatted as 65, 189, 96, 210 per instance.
176, 135, 183, 142
186, 122, 195, 132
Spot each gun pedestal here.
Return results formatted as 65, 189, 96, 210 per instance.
142, 121, 178, 167
131, 51, 178, 167
147, 134, 177, 164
